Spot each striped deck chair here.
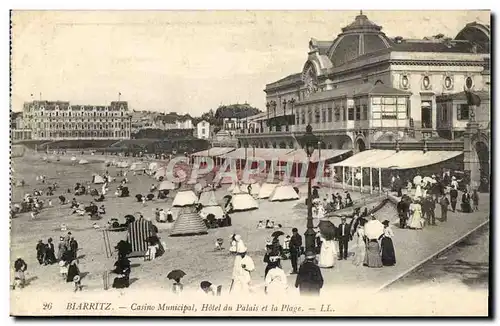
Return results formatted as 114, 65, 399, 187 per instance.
126, 219, 156, 258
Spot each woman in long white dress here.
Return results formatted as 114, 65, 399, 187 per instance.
414, 182, 422, 199
408, 198, 424, 229
318, 233, 336, 268
353, 224, 366, 266
264, 256, 288, 297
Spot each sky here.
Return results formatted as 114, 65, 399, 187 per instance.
11, 10, 490, 115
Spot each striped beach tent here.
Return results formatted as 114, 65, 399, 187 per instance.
126, 218, 157, 258
170, 207, 208, 237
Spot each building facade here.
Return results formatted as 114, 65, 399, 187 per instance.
236, 12, 490, 189
22, 100, 132, 140
195, 120, 211, 139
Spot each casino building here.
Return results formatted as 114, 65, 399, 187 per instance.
235, 12, 490, 189
22, 100, 132, 140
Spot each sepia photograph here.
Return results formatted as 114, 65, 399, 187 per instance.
9, 9, 491, 317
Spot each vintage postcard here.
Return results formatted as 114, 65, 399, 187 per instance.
10, 10, 491, 317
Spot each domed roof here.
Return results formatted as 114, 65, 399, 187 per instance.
328, 12, 391, 67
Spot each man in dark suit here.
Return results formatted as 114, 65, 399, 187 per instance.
289, 228, 302, 275
336, 217, 351, 260
449, 185, 459, 212
439, 194, 450, 222
295, 251, 323, 296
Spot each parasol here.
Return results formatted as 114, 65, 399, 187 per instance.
293, 186, 299, 195
317, 220, 336, 240
312, 185, 321, 189
167, 269, 186, 280
364, 219, 384, 240
271, 230, 285, 238
413, 175, 422, 185
423, 176, 437, 184
200, 281, 212, 289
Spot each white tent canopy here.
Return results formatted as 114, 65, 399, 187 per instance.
158, 180, 177, 191
92, 175, 105, 184
230, 193, 259, 212
78, 159, 89, 165
269, 185, 299, 202
172, 190, 198, 207
130, 162, 147, 171
200, 206, 225, 220
258, 183, 278, 199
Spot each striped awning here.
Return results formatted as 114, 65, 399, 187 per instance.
279, 149, 352, 163
331, 150, 463, 169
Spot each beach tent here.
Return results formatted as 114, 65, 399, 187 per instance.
130, 162, 147, 171
78, 159, 89, 165
159, 180, 177, 191
92, 175, 105, 184
155, 167, 167, 180
149, 162, 160, 171
126, 218, 157, 258
198, 190, 217, 207
117, 161, 129, 168
269, 184, 300, 202
230, 192, 259, 212
200, 206, 225, 220
170, 207, 208, 237
258, 183, 278, 199
172, 190, 198, 207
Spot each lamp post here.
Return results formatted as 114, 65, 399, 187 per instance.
300, 124, 319, 253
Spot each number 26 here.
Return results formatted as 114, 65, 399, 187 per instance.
43, 303, 52, 310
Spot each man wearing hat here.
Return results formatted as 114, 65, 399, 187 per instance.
449, 185, 459, 212
289, 228, 302, 275
231, 242, 255, 295
336, 217, 352, 260
295, 251, 323, 296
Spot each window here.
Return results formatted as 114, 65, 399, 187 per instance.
372, 96, 407, 120
327, 107, 333, 122
334, 107, 340, 121
315, 109, 321, 123
348, 107, 354, 121
322, 109, 326, 123
362, 105, 368, 120
342, 107, 347, 121
355, 106, 361, 120
202, 128, 206, 134
457, 104, 469, 120
308, 110, 312, 124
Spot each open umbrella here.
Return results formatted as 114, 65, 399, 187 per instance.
423, 176, 437, 184
293, 186, 299, 195
271, 230, 285, 238
167, 269, 186, 280
413, 175, 422, 185
364, 219, 384, 240
312, 185, 321, 189
317, 220, 336, 239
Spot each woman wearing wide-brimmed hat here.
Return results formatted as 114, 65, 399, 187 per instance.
381, 220, 396, 266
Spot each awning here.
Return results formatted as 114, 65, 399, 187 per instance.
191, 147, 236, 157
331, 149, 463, 169
221, 148, 293, 160
280, 149, 352, 163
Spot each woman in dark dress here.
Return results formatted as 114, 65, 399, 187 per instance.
66, 260, 80, 282
380, 220, 396, 266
